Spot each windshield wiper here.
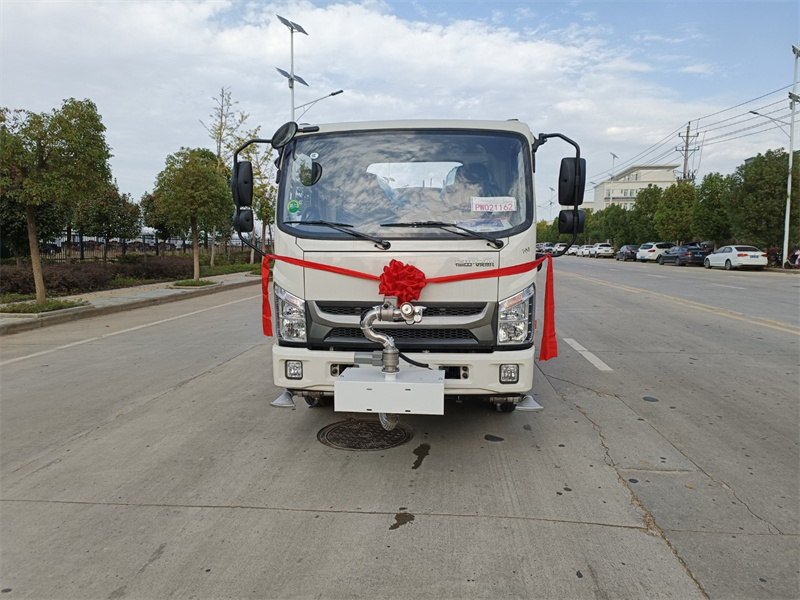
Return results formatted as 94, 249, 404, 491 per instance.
287, 220, 390, 250
380, 221, 504, 249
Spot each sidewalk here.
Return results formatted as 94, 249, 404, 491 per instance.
0, 272, 262, 336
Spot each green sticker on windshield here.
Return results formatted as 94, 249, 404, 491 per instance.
287, 199, 300, 213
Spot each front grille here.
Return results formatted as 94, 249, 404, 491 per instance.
328, 327, 475, 341
317, 303, 484, 317
308, 300, 495, 351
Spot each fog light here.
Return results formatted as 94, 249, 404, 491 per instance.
499, 364, 519, 384
285, 360, 303, 380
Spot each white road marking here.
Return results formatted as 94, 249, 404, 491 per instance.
0, 296, 260, 367
563, 338, 613, 371
646, 274, 668, 278
711, 283, 747, 290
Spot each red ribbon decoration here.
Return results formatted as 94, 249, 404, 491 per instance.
262, 253, 557, 360
378, 259, 427, 304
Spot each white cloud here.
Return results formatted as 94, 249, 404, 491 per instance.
0, 0, 785, 206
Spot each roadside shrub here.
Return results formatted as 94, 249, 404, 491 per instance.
0, 263, 114, 295
0, 257, 193, 295
118, 257, 192, 280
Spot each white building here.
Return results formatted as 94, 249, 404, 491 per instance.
589, 165, 679, 211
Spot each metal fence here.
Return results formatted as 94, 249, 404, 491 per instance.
35, 233, 267, 262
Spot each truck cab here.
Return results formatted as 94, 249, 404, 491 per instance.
233, 120, 584, 428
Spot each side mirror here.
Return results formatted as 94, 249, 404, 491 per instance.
234, 209, 254, 233
235, 161, 253, 208
271, 122, 298, 150
558, 157, 586, 206
295, 154, 323, 186
558, 209, 585, 234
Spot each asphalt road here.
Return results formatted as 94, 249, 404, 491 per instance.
0, 260, 798, 600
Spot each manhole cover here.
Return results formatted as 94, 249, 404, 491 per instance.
317, 419, 414, 451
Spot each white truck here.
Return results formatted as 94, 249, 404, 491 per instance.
233, 120, 584, 429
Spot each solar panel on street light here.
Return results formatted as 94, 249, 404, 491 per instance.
276, 67, 309, 86
277, 15, 307, 35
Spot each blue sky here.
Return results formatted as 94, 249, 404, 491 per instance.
1, 0, 797, 221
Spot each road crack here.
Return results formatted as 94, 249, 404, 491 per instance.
571, 400, 711, 599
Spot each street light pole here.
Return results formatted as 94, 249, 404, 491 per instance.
749, 47, 799, 267
784, 45, 799, 267
610, 152, 618, 179
276, 15, 308, 121
294, 89, 344, 120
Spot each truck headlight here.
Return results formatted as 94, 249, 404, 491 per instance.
497, 284, 534, 345
275, 284, 307, 342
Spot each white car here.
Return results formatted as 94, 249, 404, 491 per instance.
637, 242, 675, 262
566, 244, 578, 255
704, 245, 767, 270
553, 242, 568, 254
577, 245, 593, 257
591, 243, 614, 258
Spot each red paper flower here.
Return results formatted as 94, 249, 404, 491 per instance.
378, 259, 427, 304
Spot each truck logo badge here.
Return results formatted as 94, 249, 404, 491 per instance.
287, 199, 300, 213
455, 259, 496, 268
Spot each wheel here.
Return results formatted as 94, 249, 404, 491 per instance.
379, 413, 399, 431
657, 256, 664, 264
675, 258, 682, 266
304, 395, 332, 408
615, 256, 620, 261
704, 258, 711, 269
725, 260, 733, 271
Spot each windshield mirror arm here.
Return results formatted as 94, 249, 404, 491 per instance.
533, 133, 584, 256
232, 138, 272, 259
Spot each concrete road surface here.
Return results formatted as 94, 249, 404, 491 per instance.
1, 264, 797, 599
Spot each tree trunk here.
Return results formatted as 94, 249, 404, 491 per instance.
25, 205, 47, 305
210, 226, 217, 267
191, 216, 200, 281
261, 221, 268, 255
65, 226, 72, 264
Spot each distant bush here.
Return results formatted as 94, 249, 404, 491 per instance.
0, 257, 194, 295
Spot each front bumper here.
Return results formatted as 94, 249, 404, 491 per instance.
272, 344, 535, 396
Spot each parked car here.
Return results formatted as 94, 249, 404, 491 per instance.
553, 242, 568, 255
615, 245, 640, 261
577, 245, 593, 257
658, 245, 712, 266
637, 242, 675, 262
591, 243, 614, 258
566, 244, 578, 255
704, 245, 768, 270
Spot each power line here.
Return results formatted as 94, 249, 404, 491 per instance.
586, 86, 794, 185
694, 84, 792, 122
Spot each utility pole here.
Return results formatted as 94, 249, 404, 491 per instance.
678, 122, 699, 181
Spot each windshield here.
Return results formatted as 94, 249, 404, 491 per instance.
277, 129, 532, 241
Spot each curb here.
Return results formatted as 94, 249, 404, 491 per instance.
0, 277, 261, 337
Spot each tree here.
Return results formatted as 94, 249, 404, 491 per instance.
582, 208, 604, 244
201, 87, 249, 264
655, 182, 695, 243
153, 147, 230, 280
254, 183, 277, 255
628, 185, 662, 243
201, 86, 276, 262
0, 194, 66, 265
85, 183, 142, 263
141, 192, 182, 255
0, 100, 111, 304
601, 203, 631, 247
691, 173, 731, 247
727, 149, 799, 250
